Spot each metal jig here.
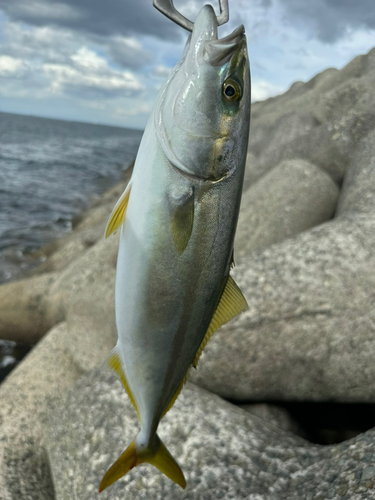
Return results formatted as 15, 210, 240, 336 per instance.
153, 0, 229, 32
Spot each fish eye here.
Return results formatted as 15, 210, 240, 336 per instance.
223, 79, 241, 103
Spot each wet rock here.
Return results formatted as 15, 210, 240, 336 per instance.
47, 368, 375, 500
235, 159, 339, 255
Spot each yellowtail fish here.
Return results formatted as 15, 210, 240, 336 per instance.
99, 0, 250, 492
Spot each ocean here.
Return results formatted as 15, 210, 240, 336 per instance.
0, 111, 143, 380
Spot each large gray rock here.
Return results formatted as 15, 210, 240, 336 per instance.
336, 130, 375, 216
0, 226, 119, 344
0, 322, 81, 500
247, 47, 375, 186
235, 158, 339, 255
47, 368, 375, 500
0, 273, 56, 344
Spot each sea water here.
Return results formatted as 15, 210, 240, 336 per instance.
0, 111, 143, 379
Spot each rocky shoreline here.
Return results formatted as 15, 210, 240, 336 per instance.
0, 47, 375, 499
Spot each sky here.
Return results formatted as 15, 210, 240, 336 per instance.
0, 0, 374, 130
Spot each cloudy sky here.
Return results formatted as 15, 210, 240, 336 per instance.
0, 0, 374, 130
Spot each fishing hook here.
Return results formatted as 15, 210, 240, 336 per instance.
153, 0, 229, 32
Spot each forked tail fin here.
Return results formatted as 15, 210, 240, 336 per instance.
99, 434, 186, 492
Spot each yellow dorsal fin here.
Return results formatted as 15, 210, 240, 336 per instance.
192, 275, 248, 368
161, 275, 247, 418
105, 181, 132, 239
108, 348, 139, 419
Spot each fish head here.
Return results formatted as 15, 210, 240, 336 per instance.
156, 4, 251, 182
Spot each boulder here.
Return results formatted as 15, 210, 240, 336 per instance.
0, 322, 81, 500
235, 159, 339, 255
0, 273, 56, 344
47, 368, 375, 500
247, 47, 375, 188
0, 226, 119, 344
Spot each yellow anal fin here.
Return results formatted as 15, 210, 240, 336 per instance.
192, 275, 248, 368
107, 348, 139, 420
170, 192, 194, 255
105, 181, 132, 239
99, 434, 186, 493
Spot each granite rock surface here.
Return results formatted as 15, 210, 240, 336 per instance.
47, 368, 375, 500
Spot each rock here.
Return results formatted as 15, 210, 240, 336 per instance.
190, 212, 375, 402
235, 159, 339, 255
47, 368, 375, 500
66, 281, 117, 373
0, 287, 117, 499
34, 224, 106, 274
336, 130, 375, 216
0, 322, 82, 500
251, 124, 349, 186
0, 227, 119, 344
0, 273, 56, 344
247, 47, 375, 187
239, 404, 304, 436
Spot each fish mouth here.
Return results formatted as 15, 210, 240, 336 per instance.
204, 25, 245, 66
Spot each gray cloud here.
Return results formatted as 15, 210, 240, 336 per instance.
103, 36, 153, 69
0, 0, 181, 41
1, 21, 152, 71
276, 0, 375, 42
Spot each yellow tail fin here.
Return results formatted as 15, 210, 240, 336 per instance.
99, 434, 186, 492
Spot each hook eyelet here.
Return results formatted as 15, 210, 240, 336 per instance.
153, 0, 229, 32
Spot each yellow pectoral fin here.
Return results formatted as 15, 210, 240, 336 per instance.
193, 275, 248, 368
170, 191, 194, 255
104, 181, 132, 238
107, 348, 139, 420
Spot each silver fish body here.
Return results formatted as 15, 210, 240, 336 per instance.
100, 4, 250, 492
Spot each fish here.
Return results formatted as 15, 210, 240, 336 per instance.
99, 1, 251, 493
